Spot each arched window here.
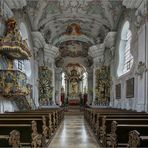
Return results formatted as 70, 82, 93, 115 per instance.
117, 21, 133, 77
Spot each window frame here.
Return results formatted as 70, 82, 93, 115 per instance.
117, 21, 134, 77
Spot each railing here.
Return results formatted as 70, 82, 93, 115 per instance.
0, 70, 31, 97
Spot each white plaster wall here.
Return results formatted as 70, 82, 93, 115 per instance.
0, 96, 18, 113
136, 24, 146, 111
110, 10, 137, 110
111, 6, 148, 112
146, 21, 148, 112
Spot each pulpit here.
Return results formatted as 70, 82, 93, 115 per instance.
0, 70, 31, 97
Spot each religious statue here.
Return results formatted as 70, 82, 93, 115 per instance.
71, 80, 78, 95
135, 61, 148, 79
95, 65, 111, 105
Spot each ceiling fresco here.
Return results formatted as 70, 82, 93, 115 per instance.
65, 63, 86, 81
58, 40, 91, 57
55, 23, 92, 57
26, 0, 123, 69
27, 0, 123, 43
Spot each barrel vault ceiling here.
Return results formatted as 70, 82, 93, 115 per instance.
26, 0, 124, 70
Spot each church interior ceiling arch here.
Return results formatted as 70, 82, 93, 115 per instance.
25, 0, 123, 75
64, 63, 86, 81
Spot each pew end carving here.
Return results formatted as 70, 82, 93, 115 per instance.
9, 130, 20, 148
128, 130, 140, 147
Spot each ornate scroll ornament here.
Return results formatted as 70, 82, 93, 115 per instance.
55, 111, 58, 126
100, 116, 107, 145
0, 18, 31, 60
95, 65, 111, 105
42, 116, 49, 138
96, 113, 100, 136
49, 113, 52, 137
39, 66, 53, 106
0, 70, 31, 97
135, 61, 148, 79
135, 7, 148, 29
9, 130, 20, 148
128, 130, 140, 147
31, 120, 42, 148
52, 112, 56, 131
110, 121, 117, 148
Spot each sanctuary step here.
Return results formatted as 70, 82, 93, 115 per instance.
65, 106, 84, 115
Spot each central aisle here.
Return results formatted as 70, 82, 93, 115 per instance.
49, 115, 100, 148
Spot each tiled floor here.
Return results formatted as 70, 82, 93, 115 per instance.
48, 115, 100, 148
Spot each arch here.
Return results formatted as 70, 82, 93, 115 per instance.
117, 21, 133, 77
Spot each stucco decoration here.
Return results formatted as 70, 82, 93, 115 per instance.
95, 65, 111, 106
39, 66, 53, 106
0, 70, 31, 97
0, 1, 14, 18
65, 63, 85, 82
0, 18, 31, 60
5, 0, 27, 9
123, 0, 147, 29
26, 0, 123, 72
58, 40, 91, 57
54, 23, 93, 67
104, 32, 116, 61
135, 61, 148, 79
26, 0, 123, 43
122, 0, 143, 9
0, 55, 9, 70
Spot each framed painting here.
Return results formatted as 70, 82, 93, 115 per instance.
126, 78, 134, 98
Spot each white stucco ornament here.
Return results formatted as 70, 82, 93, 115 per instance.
135, 61, 148, 79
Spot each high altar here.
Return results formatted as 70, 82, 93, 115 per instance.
68, 79, 80, 105
64, 63, 86, 106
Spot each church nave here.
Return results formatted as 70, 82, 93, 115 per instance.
49, 115, 100, 148
0, 0, 148, 147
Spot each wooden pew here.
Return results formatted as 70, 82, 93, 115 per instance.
3, 108, 64, 133
108, 121, 148, 147
85, 108, 148, 136
84, 108, 148, 147
84, 108, 142, 129
4, 108, 64, 129
0, 120, 42, 147
0, 108, 64, 147
129, 130, 148, 147
0, 129, 20, 148
99, 117, 148, 146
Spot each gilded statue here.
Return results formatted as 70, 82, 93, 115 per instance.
71, 79, 78, 96
0, 18, 31, 60
95, 65, 111, 105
